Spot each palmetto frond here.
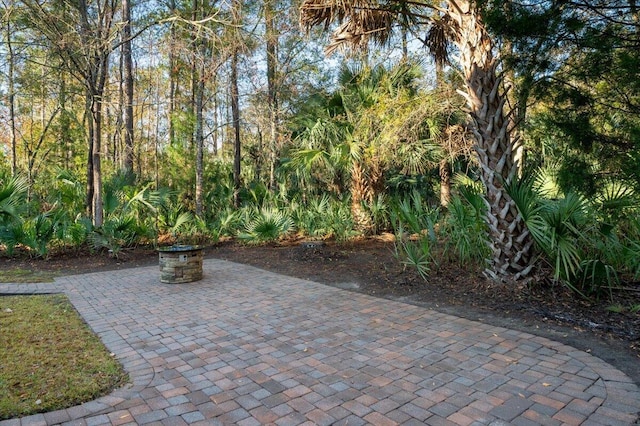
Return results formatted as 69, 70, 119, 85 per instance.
425, 14, 457, 67
300, 0, 397, 54
0, 175, 28, 224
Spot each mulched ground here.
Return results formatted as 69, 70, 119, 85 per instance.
2, 237, 639, 386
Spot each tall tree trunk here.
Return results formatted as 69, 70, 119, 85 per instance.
350, 162, 373, 234
122, 0, 135, 174
85, 91, 94, 219
91, 51, 110, 227
168, 0, 177, 145
448, 0, 533, 282
231, 49, 241, 208
59, 73, 72, 170
212, 74, 218, 155
265, 0, 278, 190
194, 60, 205, 217
188, 0, 199, 148
231, 0, 242, 207
6, 19, 17, 176
193, 0, 206, 217
90, 94, 104, 227
115, 52, 123, 165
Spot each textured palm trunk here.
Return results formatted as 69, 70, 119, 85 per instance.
448, 0, 534, 281
350, 162, 374, 234
439, 159, 451, 208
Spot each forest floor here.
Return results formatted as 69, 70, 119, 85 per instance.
2, 237, 639, 387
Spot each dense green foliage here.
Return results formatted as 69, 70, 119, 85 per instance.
1, 0, 639, 298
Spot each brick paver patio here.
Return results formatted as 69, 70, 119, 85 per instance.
1, 259, 639, 425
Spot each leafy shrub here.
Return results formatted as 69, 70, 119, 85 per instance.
238, 207, 295, 244
442, 194, 489, 266
392, 225, 433, 280
20, 213, 56, 258
507, 168, 639, 298
290, 195, 357, 241
390, 190, 438, 239
0, 222, 25, 256
89, 217, 138, 258
363, 194, 390, 234
0, 175, 28, 225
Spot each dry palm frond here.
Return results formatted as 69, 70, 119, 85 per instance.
424, 14, 458, 67
300, 0, 397, 55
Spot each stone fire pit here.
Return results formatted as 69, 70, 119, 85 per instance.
158, 245, 203, 283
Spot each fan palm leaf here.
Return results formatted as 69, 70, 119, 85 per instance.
0, 175, 28, 223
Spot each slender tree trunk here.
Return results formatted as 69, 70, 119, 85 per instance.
194, 60, 205, 217
86, 92, 95, 219
115, 60, 123, 165
122, 0, 135, 174
6, 19, 18, 176
188, 0, 199, 148
87, 46, 110, 227
91, 94, 104, 227
59, 74, 71, 170
212, 74, 218, 155
265, 0, 278, 190
231, 0, 242, 207
192, 0, 205, 216
231, 49, 241, 207
448, 0, 533, 282
155, 65, 161, 189
168, 0, 177, 145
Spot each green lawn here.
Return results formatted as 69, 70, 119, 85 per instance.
0, 269, 58, 283
0, 295, 128, 420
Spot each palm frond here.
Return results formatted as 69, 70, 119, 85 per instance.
425, 14, 458, 67
291, 148, 331, 171
0, 175, 28, 223
300, 0, 397, 55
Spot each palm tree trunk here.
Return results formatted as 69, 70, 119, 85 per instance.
350, 162, 373, 234
448, 0, 533, 281
439, 159, 451, 207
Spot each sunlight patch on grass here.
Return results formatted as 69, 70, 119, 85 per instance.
0, 295, 128, 420
0, 269, 58, 283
